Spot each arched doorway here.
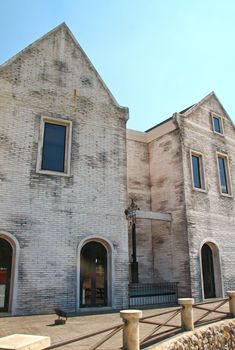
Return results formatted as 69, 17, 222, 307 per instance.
0, 238, 13, 311
80, 241, 107, 307
201, 243, 216, 299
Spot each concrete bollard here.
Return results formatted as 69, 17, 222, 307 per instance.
120, 309, 142, 350
0, 334, 50, 350
227, 291, 235, 317
178, 298, 194, 331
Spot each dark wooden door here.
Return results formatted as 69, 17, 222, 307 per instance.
201, 244, 216, 299
80, 242, 107, 307
0, 238, 12, 312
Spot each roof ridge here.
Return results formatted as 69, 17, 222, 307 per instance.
0, 22, 66, 69
180, 91, 215, 116
0, 23, 129, 115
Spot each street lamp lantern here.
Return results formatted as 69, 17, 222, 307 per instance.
125, 198, 139, 283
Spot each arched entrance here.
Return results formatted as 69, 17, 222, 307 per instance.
201, 243, 216, 299
0, 238, 13, 311
80, 241, 107, 307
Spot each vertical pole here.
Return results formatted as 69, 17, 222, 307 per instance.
132, 222, 136, 263
227, 291, 235, 317
120, 310, 142, 350
131, 221, 138, 283
125, 199, 139, 284
178, 298, 194, 331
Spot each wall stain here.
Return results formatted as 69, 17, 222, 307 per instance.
54, 60, 68, 72
81, 76, 93, 87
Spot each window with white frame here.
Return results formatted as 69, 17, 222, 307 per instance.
217, 153, 232, 196
36, 116, 72, 176
211, 113, 223, 135
190, 151, 205, 190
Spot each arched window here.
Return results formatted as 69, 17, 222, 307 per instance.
80, 241, 107, 307
0, 238, 13, 311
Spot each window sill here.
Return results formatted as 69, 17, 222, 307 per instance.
36, 169, 71, 177
219, 192, 233, 199
212, 130, 224, 137
192, 187, 207, 194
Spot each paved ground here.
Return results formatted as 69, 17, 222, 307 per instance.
0, 301, 230, 350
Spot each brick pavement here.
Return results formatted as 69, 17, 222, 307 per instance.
0, 301, 230, 350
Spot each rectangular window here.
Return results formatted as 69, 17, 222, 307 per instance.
191, 151, 205, 190
217, 153, 232, 195
42, 123, 66, 172
212, 113, 223, 135
37, 117, 72, 176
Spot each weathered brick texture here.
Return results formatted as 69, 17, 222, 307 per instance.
127, 128, 191, 296
0, 24, 129, 314
1, 24, 234, 316
127, 92, 235, 300
179, 94, 235, 300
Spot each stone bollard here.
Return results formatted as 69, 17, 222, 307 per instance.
120, 309, 142, 350
227, 291, 235, 317
178, 298, 194, 331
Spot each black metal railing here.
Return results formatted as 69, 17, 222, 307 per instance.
129, 282, 178, 307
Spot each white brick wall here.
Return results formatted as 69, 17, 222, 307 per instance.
1, 24, 234, 315
127, 93, 235, 301
127, 128, 191, 296
0, 24, 129, 314
179, 94, 235, 300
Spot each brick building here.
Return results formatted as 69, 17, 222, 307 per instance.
0, 23, 129, 315
127, 92, 235, 301
0, 24, 234, 315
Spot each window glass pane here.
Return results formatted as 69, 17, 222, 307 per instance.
218, 157, 228, 194
192, 155, 201, 188
42, 123, 66, 172
213, 117, 221, 133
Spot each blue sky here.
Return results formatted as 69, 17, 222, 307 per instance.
0, 0, 235, 131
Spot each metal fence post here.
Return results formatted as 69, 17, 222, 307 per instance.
227, 291, 235, 317
178, 298, 194, 331
120, 310, 142, 350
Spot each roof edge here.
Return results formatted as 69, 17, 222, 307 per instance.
180, 91, 215, 117
61, 23, 128, 112
0, 22, 128, 114
145, 116, 173, 133
0, 22, 66, 69
180, 91, 235, 129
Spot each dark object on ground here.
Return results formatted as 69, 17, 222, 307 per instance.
54, 309, 67, 325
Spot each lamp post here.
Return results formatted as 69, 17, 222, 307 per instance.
125, 198, 139, 283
